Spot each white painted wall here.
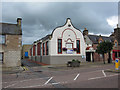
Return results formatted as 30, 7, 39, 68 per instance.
50, 19, 86, 56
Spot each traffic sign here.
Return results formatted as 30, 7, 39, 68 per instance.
115, 58, 119, 70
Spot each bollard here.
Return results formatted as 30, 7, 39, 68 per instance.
115, 58, 119, 70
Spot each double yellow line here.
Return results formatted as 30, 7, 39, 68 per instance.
22, 66, 28, 71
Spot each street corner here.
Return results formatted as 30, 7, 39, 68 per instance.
104, 69, 120, 73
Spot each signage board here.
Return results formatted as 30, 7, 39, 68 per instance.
67, 49, 73, 54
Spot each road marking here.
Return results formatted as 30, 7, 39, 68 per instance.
19, 81, 68, 88
102, 70, 106, 77
88, 74, 118, 80
74, 73, 80, 80
52, 82, 60, 85
44, 77, 53, 85
4, 83, 17, 88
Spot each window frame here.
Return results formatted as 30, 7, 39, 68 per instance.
42, 43, 45, 56
58, 39, 62, 54
76, 40, 80, 54
115, 42, 117, 47
0, 52, 4, 63
46, 41, 49, 55
37, 42, 41, 56
0, 35, 6, 44
66, 43, 73, 49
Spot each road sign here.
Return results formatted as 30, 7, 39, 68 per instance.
115, 58, 119, 70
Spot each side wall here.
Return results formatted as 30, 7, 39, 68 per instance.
2, 35, 22, 67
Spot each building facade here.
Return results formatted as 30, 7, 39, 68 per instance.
22, 44, 32, 59
0, 18, 22, 67
30, 18, 86, 64
83, 25, 120, 62
110, 25, 120, 60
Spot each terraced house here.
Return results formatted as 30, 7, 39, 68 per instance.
0, 18, 22, 67
84, 25, 120, 62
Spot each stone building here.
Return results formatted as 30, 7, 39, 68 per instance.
30, 18, 86, 64
0, 18, 22, 67
110, 25, 120, 60
22, 44, 32, 59
83, 25, 120, 62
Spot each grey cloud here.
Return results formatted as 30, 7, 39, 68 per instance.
2, 2, 118, 44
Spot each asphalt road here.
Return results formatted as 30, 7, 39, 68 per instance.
2, 60, 119, 89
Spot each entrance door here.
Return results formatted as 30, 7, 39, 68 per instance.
0, 52, 3, 63
86, 52, 91, 62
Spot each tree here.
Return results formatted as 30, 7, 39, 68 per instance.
96, 41, 113, 64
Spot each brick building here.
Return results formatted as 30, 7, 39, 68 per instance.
0, 18, 22, 67
22, 44, 32, 59
83, 25, 120, 62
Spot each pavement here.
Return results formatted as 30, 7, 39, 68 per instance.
1, 59, 119, 74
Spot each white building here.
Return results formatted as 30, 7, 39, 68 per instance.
30, 18, 86, 64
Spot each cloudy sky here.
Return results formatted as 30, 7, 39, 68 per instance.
2, 2, 118, 44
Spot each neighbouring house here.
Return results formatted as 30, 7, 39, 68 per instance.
0, 18, 22, 67
22, 44, 32, 59
83, 25, 120, 62
30, 18, 86, 64
110, 25, 120, 60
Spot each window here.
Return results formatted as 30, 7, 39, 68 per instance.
76, 40, 80, 54
33, 45, 35, 56
0, 52, 3, 63
66, 43, 73, 49
115, 42, 117, 47
99, 40, 102, 43
41, 44, 42, 56
46, 41, 49, 55
0, 35, 5, 44
58, 39, 62, 54
35, 45, 37, 56
30, 48, 32, 56
115, 52, 117, 58
37, 43, 41, 55
43, 43, 45, 55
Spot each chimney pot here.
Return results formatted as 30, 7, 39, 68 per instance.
17, 18, 22, 26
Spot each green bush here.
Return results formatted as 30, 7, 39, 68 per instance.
72, 59, 81, 63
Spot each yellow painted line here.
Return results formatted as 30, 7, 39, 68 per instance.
23, 66, 28, 71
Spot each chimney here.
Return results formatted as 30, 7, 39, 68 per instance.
83, 28, 88, 36
17, 18, 22, 27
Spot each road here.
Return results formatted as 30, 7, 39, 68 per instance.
2, 60, 119, 88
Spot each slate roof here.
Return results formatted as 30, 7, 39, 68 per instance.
88, 35, 112, 44
34, 34, 51, 43
0, 23, 22, 35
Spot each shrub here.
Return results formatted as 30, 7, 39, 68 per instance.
73, 48, 78, 51
62, 47, 67, 51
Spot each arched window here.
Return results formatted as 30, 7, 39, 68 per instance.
115, 42, 117, 47
76, 40, 80, 54
58, 39, 62, 54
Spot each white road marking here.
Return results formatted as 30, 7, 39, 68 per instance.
88, 74, 118, 80
19, 81, 68, 88
44, 77, 53, 85
52, 82, 60, 85
102, 70, 106, 77
4, 83, 17, 88
74, 73, 80, 80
